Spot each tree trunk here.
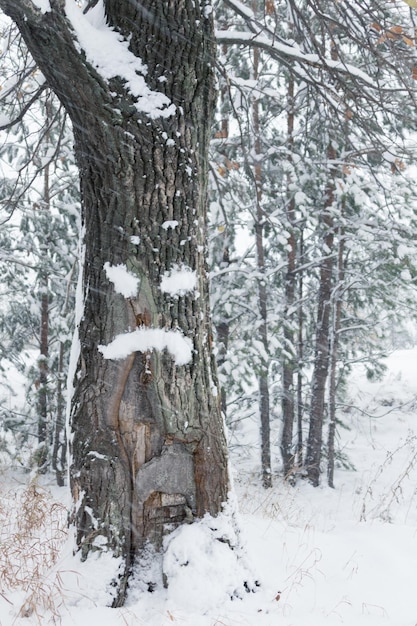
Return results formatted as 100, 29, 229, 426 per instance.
214, 76, 231, 418
37, 288, 49, 469
52, 340, 66, 487
1, 0, 230, 604
252, 40, 272, 490
52, 260, 75, 486
296, 229, 305, 468
305, 145, 336, 486
327, 225, 345, 488
305, 37, 341, 487
37, 160, 50, 472
280, 73, 296, 481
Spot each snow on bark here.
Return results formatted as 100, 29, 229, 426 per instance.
161, 220, 179, 230
64, 0, 176, 118
98, 327, 193, 365
160, 265, 197, 297
103, 261, 139, 298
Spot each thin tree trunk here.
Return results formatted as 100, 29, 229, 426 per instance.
281, 73, 296, 480
254, 173, 272, 489
37, 159, 50, 472
252, 36, 272, 489
306, 26, 339, 487
306, 36, 341, 486
214, 59, 230, 418
296, 229, 304, 468
305, 144, 336, 486
52, 261, 75, 485
216, 277, 230, 416
327, 227, 345, 488
52, 340, 66, 486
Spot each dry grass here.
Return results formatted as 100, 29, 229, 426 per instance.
359, 432, 417, 523
0, 479, 68, 622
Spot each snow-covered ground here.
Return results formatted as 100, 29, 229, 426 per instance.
1, 348, 417, 625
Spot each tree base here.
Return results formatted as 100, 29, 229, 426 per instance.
122, 504, 259, 610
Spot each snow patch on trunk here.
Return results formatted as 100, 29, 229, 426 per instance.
160, 265, 197, 297
161, 220, 179, 230
103, 262, 139, 298
98, 328, 193, 365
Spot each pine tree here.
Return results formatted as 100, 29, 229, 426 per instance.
0, 23, 78, 475
213, 0, 417, 486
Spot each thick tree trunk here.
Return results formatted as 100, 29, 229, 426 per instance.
71, 109, 228, 563
1, 0, 230, 604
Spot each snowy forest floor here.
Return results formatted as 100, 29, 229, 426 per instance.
1, 348, 417, 625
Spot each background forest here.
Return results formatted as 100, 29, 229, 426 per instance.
1, 0, 417, 487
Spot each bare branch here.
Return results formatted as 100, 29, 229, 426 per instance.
0, 83, 48, 131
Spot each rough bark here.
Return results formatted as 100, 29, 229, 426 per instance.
0, 0, 230, 604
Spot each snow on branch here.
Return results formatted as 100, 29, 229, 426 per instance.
220, 0, 387, 95
98, 328, 193, 365
216, 29, 375, 89
223, 0, 255, 20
